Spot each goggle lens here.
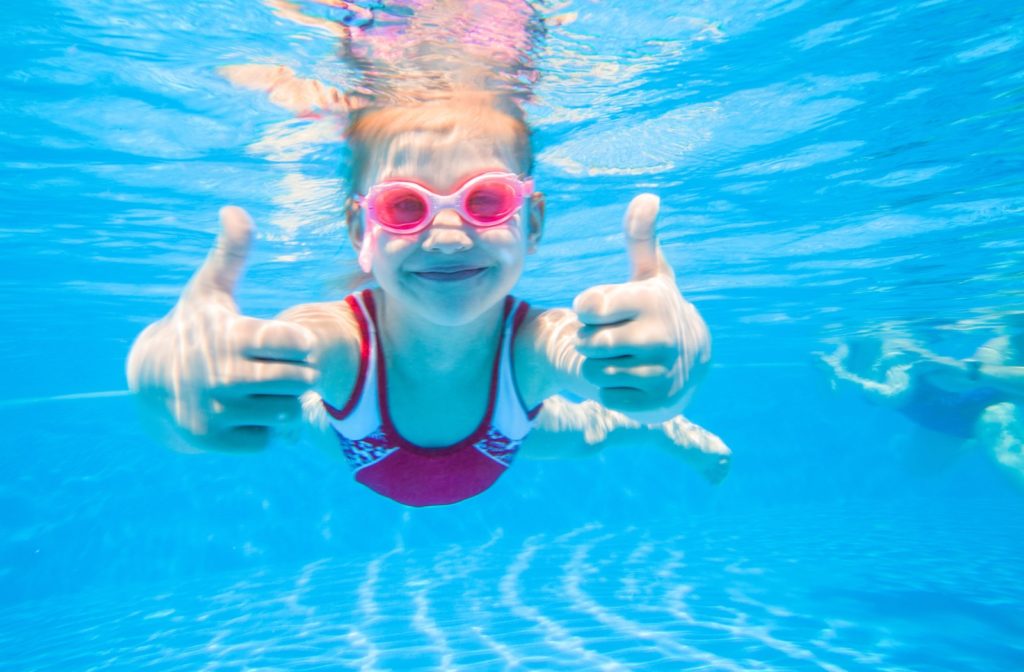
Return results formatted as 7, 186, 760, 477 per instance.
465, 180, 518, 224
377, 189, 428, 230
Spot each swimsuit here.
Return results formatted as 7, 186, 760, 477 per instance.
323, 290, 541, 507
899, 379, 1003, 439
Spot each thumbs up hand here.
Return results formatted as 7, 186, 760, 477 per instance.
127, 207, 318, 452
572, 194, 710, 423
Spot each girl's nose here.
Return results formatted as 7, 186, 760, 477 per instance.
422, 208, 473, 253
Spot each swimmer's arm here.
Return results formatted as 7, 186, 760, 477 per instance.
275, 300, 363, 413
273, 300, 373, 463
873, 365, 914, 404
520, 396, 730, 484
130, 299, 361, 455
958, 336, 1024, 399
814, 344, 847, 382
126, 207, 321, 453
968, 364, 1024, 398
836, 368, 912, 406
954, 340, 1024, 398
517, 299, 710, 420
297, 391, 349, 463
516, 194, 711, 423
899, 339, 1024, 397
817, 347, 911, 406
515, 306, 598, 405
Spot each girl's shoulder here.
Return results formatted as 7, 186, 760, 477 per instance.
276, 297, 362, 342
276, 297, 364, 408
512, 304, 576, 408
511, 304, 573, 351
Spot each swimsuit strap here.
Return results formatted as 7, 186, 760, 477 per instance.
322, 291, 381, 439
493, 299, 541, 439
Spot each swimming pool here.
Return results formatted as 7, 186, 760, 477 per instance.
2, 0, 1023, 669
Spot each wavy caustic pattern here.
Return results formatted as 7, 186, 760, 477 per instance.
4, 509, 1023, 670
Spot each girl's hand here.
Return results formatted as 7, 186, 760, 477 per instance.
126, 207, 318, 451
573, 195, 710, 423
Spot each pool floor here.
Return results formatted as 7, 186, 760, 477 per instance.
4, 500, 1022, 671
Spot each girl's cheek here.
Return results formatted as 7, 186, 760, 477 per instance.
479, 229, 519, 246
485, 233, 529, 267
480, 216, 526, 245
380, 235, 421, 257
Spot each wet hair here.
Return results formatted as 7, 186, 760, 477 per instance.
344, 90, 534, 196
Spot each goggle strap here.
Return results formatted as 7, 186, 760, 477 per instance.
358, 223, 376, 273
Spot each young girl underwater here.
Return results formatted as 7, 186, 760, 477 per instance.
126, 1, 729, 506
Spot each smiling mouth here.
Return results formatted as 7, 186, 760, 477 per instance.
412, 267, 488, 281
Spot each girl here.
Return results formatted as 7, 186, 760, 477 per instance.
126, 91, 721, 505
127, 1, 726, 505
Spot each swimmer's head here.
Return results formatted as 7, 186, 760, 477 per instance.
342, 91, 544, 325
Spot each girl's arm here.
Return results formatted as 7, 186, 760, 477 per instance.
298, 391, 350, 463
517, 194, 711, 424
521, 396, 731, 484
275, 299, 362, 414
126, 207, 360, 453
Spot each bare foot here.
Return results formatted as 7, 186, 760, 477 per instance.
660, 417, 732, 484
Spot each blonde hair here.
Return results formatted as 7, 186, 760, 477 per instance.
345, 90, 533, 193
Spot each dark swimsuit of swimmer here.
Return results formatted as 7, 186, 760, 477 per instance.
899, 379, 1003, 439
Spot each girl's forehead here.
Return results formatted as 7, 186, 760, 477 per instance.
360, 129, 521, 189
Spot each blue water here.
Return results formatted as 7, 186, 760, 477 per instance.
3, 0, 1024, 669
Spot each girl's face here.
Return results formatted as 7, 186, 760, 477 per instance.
351, 127, 543, 326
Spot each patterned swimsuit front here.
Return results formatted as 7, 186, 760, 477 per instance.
323, 290, 541, 507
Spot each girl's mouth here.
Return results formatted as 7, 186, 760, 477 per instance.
412, 267, 487, 281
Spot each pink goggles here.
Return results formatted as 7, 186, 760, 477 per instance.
361, 171, 534, 234
356, 171, 534, 272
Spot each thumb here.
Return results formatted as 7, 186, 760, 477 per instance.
624, 193, 672, 281
191, 206, 254, 296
